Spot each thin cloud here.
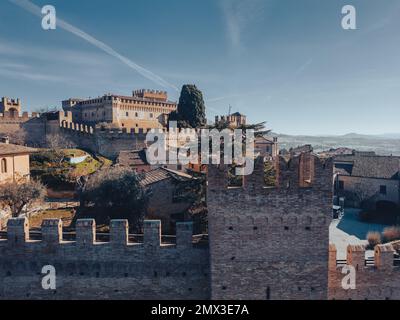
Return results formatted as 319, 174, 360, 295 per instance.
220, 0, 267, 49
0, 67, 66, 82
8, 0, 178, 91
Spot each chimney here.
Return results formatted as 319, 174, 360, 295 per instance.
1, 136, 10, 144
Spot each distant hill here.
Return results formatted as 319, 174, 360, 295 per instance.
269, 132, 400, 156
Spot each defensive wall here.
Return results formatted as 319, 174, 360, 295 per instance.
329, 243, 400, 300
207, 154, 333, 300
0, 218, 209, 300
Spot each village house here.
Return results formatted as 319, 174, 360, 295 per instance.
334, 151, 400, 209
139, 167, 202, 234
0, 136, 36, 184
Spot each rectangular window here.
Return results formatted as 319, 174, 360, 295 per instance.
338, 181, 344, 190
380, 185, 387, 195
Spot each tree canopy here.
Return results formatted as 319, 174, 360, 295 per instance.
79, 166, 146, 232
0, 179, 46, 218
169, 84, 206, 128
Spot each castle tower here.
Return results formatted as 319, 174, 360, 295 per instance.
207, 153, 333, 300
0, 97, 21, 117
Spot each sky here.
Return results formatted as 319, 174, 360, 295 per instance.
1, 0, 400, 135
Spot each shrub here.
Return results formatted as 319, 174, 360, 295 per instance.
79, 166, 145, 232
382, 226, 400, 243
367, 231, 381, 249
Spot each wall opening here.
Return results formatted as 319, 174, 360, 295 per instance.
299, 153, 314, 187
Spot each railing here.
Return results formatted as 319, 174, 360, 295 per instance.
365, 258, 375, 267
336, 259, 347, 266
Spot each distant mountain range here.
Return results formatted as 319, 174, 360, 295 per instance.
270, 132, 400, 156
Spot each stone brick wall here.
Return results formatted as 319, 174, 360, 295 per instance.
207, 155, 333, 300
0, 218, 210, 300
328, 243, 400, 299
336, 175, 400, 208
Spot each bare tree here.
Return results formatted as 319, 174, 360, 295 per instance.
6, 129, 27, 145
46, 133, 74, 165
0, 179, 46, 218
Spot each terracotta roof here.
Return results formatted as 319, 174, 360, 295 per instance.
139, 167, 194, 187
0, 143, 37, 156
334, 154, 400, 179
117, 150, 149, 167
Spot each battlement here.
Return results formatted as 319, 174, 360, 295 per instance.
0, 111, 40, 120
60, 120, 95, 134
1, 217, 203, 250
328, 243, 400, 300
208, 153, 333, 195
1, 96, 20, 107
329, 244, 399, 271
132, 89, 168, 101
0, 218, 210, 300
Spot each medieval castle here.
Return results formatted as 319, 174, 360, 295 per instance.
0, 154, 399, 300
0, 93, 399, 300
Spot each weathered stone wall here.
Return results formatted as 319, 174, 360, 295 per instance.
328, 243, 400, 299
207, 155, 333, 300
0, 218, 210, 300
59, 125, 147, 159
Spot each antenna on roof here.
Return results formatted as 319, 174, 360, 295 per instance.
228, 105, 232, 116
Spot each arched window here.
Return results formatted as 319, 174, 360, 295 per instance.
1, 158, 7, 173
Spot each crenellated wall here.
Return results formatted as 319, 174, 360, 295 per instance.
207, 154, 333, 300
0, 218, 210, 300
328, 243, 400, 300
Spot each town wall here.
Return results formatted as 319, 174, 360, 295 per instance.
328, 243, 400, 299
0, 218, 209, 300
207, 154, 333, 300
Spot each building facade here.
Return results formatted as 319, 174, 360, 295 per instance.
0, 137, 36, 184
62, 89, 177, 131
334, 152, 400, 209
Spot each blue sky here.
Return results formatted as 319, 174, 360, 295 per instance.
1, 0, 400, 135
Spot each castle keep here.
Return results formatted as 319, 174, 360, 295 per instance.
62, 89, 177, 131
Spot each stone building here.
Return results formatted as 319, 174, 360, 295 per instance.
139, 167, 200, 234
0, 137, 36, 184
62, 89, 177, 131
0, 97, 21, 116
334, 152, 400, 209
255, 136, 279, 158
214, 112, 247, 128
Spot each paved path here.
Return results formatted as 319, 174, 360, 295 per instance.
329, 208, 387, 259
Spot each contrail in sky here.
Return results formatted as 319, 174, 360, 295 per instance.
8, 0, 179, 91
